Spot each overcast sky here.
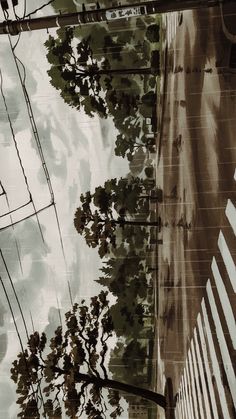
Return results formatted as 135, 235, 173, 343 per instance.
0, 2, 129, 417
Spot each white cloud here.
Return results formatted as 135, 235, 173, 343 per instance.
0, 6, 130, 416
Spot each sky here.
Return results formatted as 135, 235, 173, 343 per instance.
0, 2, 129, 417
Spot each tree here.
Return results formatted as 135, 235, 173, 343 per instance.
146, 24, 160, 43
74, 177, 160, 257
109, 340, 148, 387
11, 291, 166, 418
44, 27, 156, 119
98, 251, 149, 300
109, 295, 149, 338
114, 117, 155, 161
97, 254, 149, 336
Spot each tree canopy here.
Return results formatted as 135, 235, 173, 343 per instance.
98, 251, 148, 301
114, 116, 156, 161
98, 254, 149, 337
74, 176, 158, 257
11, 291, 166, 418
44, 27, 153, 119
109, 339, 148, 388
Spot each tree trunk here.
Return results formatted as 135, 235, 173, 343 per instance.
73, 371, 166, 409
102, 377, 166, 409
95, 67, 156, 76
114, 219, 161, 227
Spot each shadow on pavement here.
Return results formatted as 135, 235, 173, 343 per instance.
164, 377, 175, 419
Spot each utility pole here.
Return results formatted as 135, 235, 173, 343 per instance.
0, 0, 234, 36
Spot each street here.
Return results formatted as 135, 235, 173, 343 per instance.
156, 5, 236, 418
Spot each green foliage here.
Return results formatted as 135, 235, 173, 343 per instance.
11, 290, 164, 416
11, 292, 125, 419
52, 0, 76, 13
146, 24, 160, 43
45, 30, 110, 118
98, 248, 151, 339
99, 251, 148, 300
109, 339, 147, 380
110, 296, 146, 338
44, 26, 154, 120
74, 177, 155, 256
114, 114, 156, 161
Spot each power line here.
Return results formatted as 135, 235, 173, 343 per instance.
0, 202, 53, 231
1, 24, 66, 386
5, 22, 73, 307
6, 41, 73, 305
0, 69, 32, 202
0, 248, 29, 340
0, 275, 41, 410
7, 37, 54, 202
0, 199, 31, 218
0, 180, 6, 196
24, 0, 55, 19
2, 192, 39, 334
1, 198, 62, 334
12, 31, 21, 49
4, 192, 23, 275
0, 68, 46, 244
0, 251, 47, 416
0, 200, 71, 316
21, 0, 26, 19
0, 184, 36, 329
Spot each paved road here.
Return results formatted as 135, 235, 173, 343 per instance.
156, 6, 236, 418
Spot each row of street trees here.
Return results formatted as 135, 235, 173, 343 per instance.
11, 292, 166, 418
12, 175, 163, 416
12, 7, 164, 418
44, 12, 160, 161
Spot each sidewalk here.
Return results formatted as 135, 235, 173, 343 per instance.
154, 4, 236, 418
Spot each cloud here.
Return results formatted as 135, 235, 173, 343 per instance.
0, 381, 14, 410
0, 7, 130, 417
79, 159, 92, 192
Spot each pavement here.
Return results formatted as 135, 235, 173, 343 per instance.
154, 4, 236, 418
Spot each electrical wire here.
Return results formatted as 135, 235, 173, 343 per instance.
0, 180, 6, 196
24, 0, 55, 19
3, 14, 73, 307
12, 32, 21, 51
0, 275, 41, 411
0, 69, 32, 203
0, 199, 32, 218
0, 68, 46, 245
7, 41, 73, 305
0, 202, 53, 231
22, 0, 26, 19
0, 249, 29, 339
4, 193, 23, 275
7, 39, 54, 202
0, 181, 26, 304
